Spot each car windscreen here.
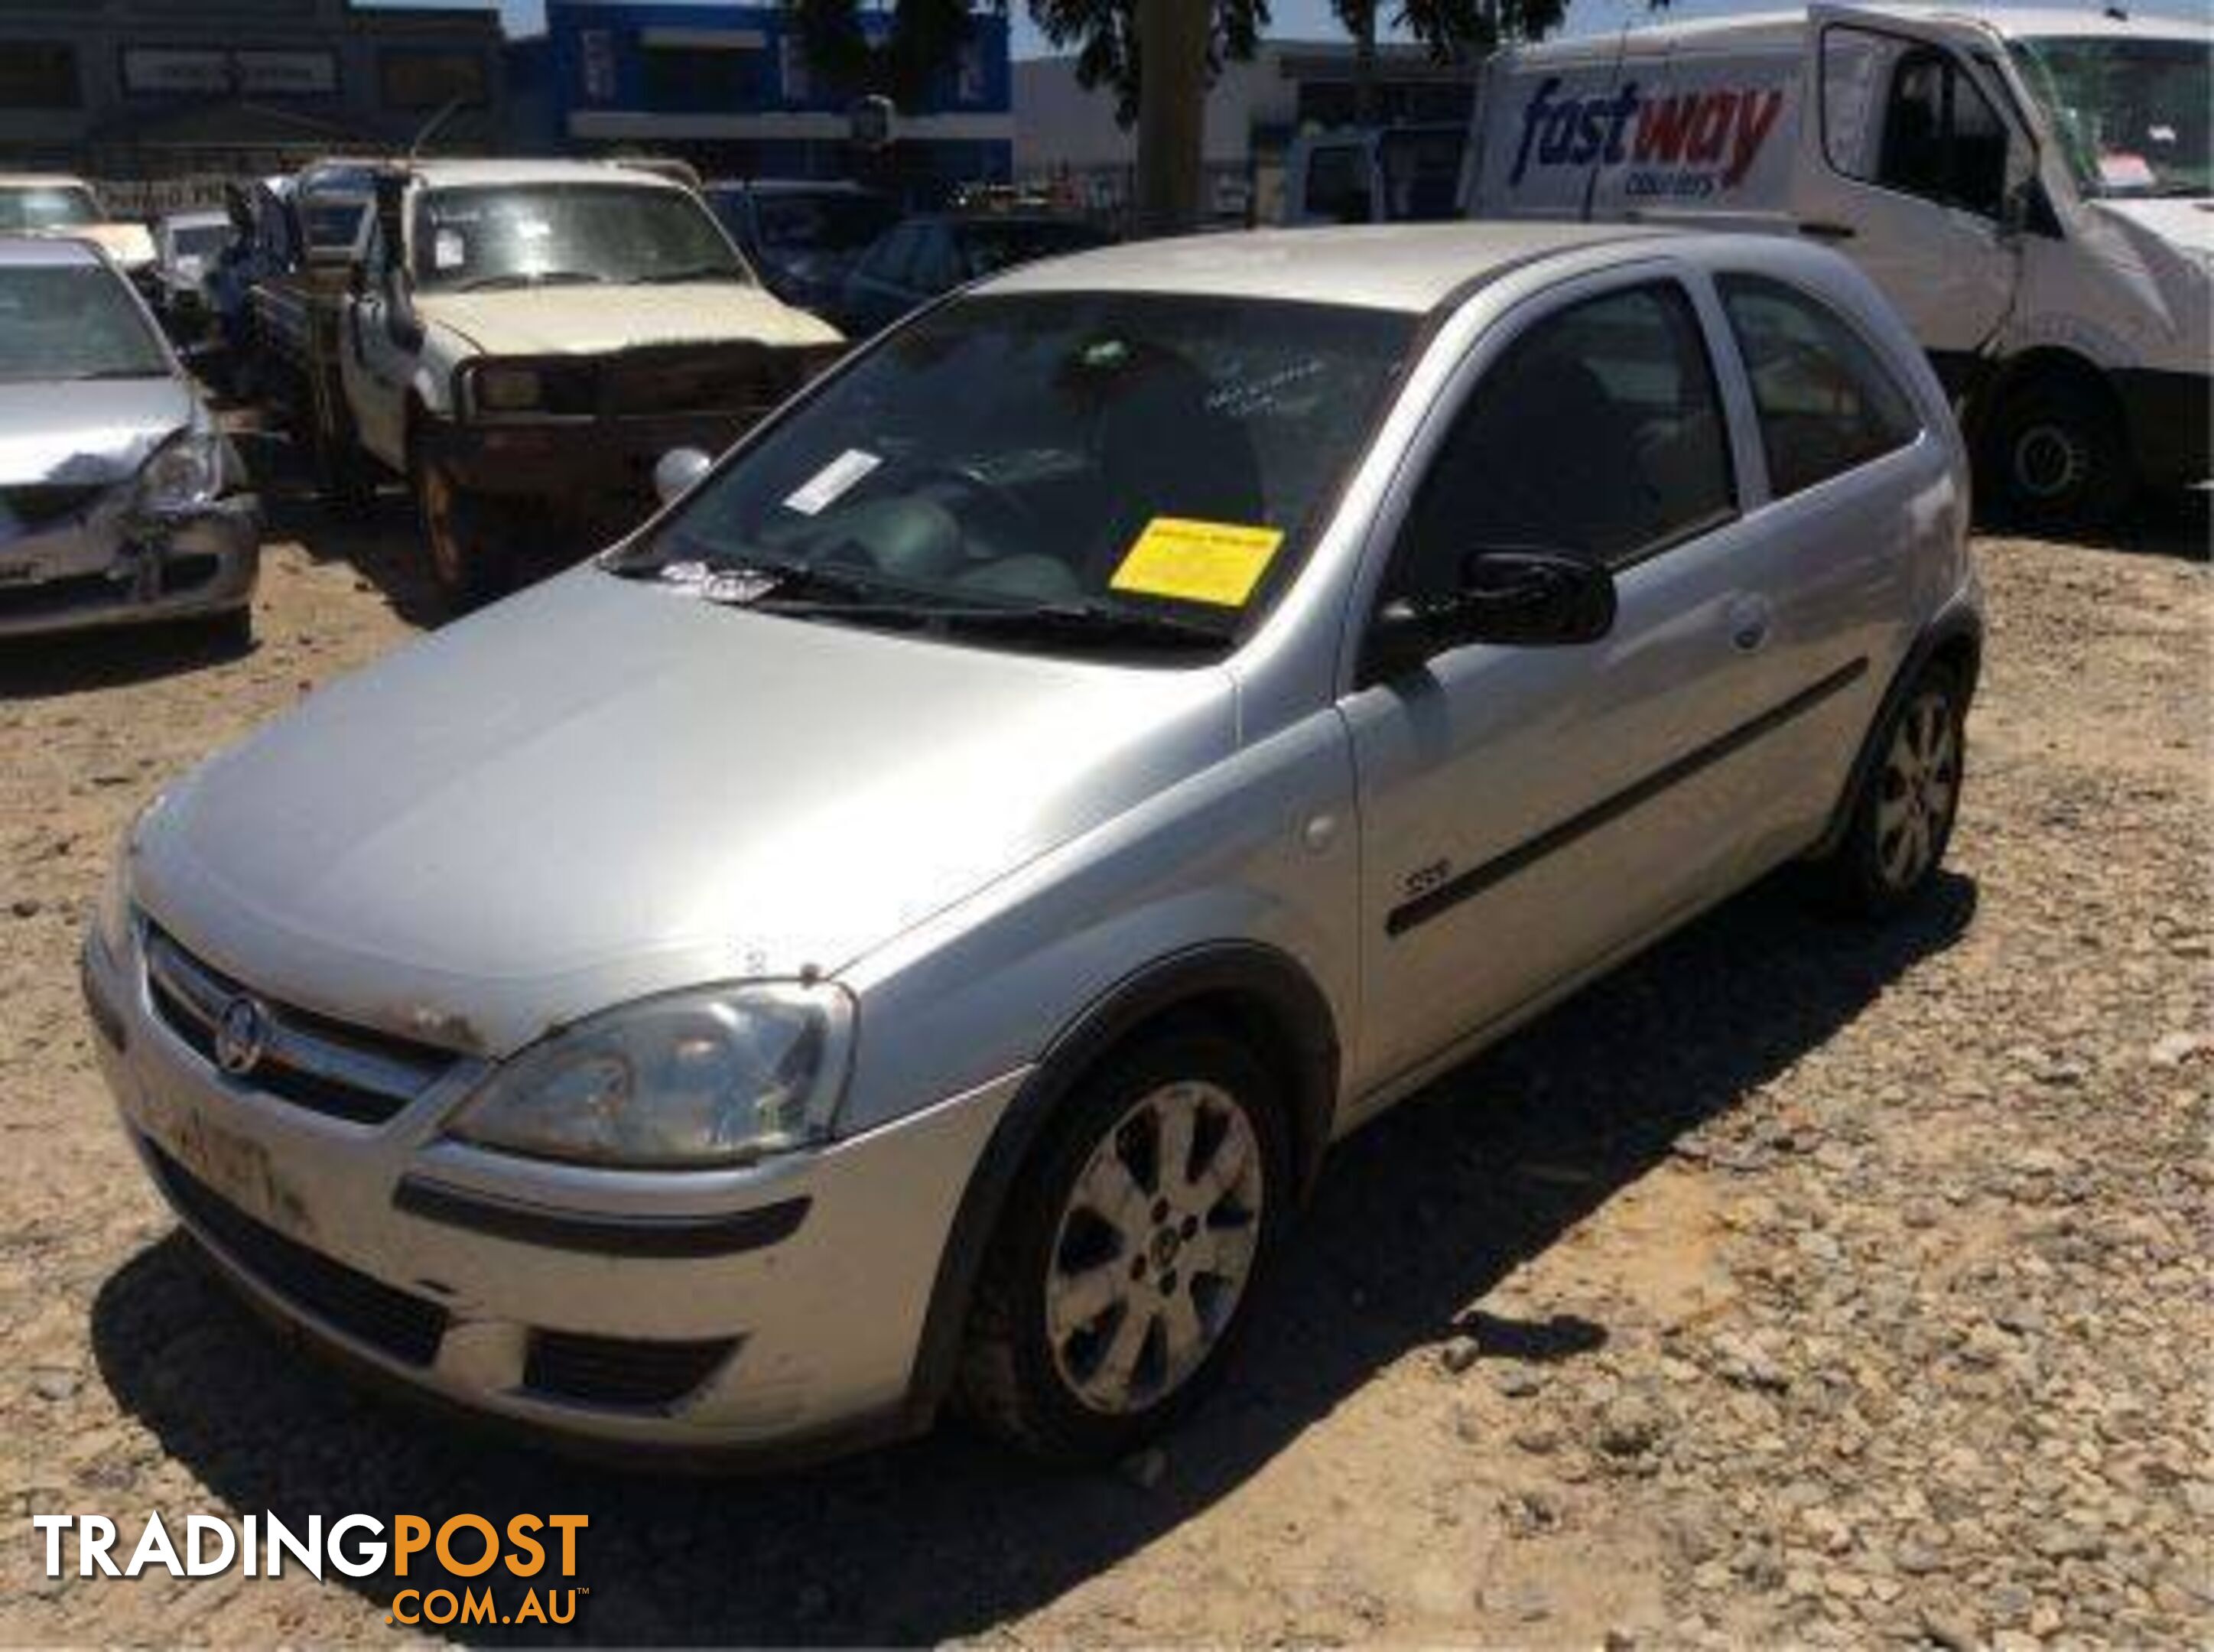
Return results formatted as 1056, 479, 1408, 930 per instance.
956, 220, 1110, 278
411, 183, 751, 291
0, 265, 170, 384
0, 187, 101, 233
2009, 35, 2211, 198
752, 192, 900, 252
621, 291, 1416, 652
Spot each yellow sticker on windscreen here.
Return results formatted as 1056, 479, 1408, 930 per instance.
1109, 518, 1286, 608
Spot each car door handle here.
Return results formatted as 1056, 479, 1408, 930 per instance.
1727, 595, 1773, 653
1796, 220, 1856, 242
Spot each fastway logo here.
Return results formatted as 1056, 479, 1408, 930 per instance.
1509, 75, 1786, 190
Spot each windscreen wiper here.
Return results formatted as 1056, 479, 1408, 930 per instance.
754, 593, 1233, 651
455, 270, 607, 291
632, 265, 748, 285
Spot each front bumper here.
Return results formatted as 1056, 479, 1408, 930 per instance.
82, 915, 1020, 1453
423, 412, 755, 508
0, 495, 258, 640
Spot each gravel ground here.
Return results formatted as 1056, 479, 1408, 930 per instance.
0, 456, 2206, 1647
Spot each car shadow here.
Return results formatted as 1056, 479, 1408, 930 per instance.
1981, 486, 2210, 564
88, 867, 1975, 1643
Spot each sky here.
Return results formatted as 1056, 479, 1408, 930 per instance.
383, 0, 2209, 50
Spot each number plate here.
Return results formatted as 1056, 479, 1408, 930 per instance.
145, 1084, 302, 1234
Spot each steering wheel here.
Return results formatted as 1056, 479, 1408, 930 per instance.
905, 460, 1040, 548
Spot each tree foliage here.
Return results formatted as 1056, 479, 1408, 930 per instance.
1026, 1, 1271, 126
1331, 0, 1572, 62
785, 0, 983, 106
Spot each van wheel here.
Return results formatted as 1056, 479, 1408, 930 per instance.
1982, 381, 2134, 533
410, 450, 508, 611
957, 1029, 1289, 1463
1816, 663, 1965, 917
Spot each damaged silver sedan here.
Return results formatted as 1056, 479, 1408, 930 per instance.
0, 236, 258, 642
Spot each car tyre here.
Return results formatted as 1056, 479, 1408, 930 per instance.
410, 448, 509, 612
1816, 662, 1965, 918
957, 1027, 1289, 1464
1981, 379, 2134, 534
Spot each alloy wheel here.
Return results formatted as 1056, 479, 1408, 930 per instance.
1874, 688, 1959, 891
2010, 421, 2088, 504
1044, 1080, 1264, 1416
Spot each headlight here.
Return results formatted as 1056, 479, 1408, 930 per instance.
92, 791, 162, 963
446, 982, 855, 1169
136, 428, 223, 514
473, 366, 542, 413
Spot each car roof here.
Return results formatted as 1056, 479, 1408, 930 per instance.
983, 222, 1676, 313
1511, 3, 2212, 57
0, 235, 109, 268
0, 173, 95, 191
406, 158, 691, 192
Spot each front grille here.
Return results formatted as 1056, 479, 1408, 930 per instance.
523, 1328, 737, 1410
597, 344, 800, 419
0, 570, 115, 618
1, 483, 108, 533
145, 1136, 449, 1367
143, 924, 458, 1127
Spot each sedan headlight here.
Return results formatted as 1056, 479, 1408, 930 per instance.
473, 365, 543, 413
447, 982, 855, 1169
136, 427, 223, 514
92, 791, 163, 964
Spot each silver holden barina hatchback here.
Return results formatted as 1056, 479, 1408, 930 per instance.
86, 223, 1981, 1465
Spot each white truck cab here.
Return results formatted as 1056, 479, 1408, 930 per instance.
339, 158, 841, 603
1461, 5, 2211, 527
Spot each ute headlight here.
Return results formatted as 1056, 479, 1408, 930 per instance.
447, 981, 855, 1169
136, 427, 223, 515
474, 366, 543, 413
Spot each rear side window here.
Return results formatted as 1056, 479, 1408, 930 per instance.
1391, 281, 1735, 594
1718, 274, 1920, 499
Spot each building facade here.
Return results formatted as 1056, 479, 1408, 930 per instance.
1015, 39, 1478, 225
0, 0, 507, 184
545, 1, 1011, 201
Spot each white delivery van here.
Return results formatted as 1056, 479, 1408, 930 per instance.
1461, 5, 2211, 528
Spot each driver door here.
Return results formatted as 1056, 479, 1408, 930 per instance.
341, 216, 409, 471
1338, 268, 1834, 1109
1799, 7, 2029, 385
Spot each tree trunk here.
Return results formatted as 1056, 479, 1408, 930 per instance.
1133, 0, 1208, 237
1351, 2, 1377, 126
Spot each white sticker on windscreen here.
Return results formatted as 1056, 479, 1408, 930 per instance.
434, 228, 467, 270
782, 449, 882, 516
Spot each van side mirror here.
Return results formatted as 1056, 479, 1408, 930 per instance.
1366, 548, 1617, 681
2003, 175, 2063, 239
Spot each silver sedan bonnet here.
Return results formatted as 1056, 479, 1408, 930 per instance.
0, 378, 193, 488
132, 567, 1237, 1059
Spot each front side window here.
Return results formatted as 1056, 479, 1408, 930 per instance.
750, 191, 899, 255
0, 265, 171, 384
410, 184, 749, 291
1718, 273, 1920, 499
2008, 34, 2211, 200
1389, 281, 1735, 601
0, 185, 99, 233
616, 291, 1416, 651
1824, 28, 2012, 217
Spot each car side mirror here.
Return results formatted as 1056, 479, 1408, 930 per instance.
1366, 548, 1617, 681
654, 447, 714, 506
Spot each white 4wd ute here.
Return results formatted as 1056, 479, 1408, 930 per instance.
340, 159, 842, 603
